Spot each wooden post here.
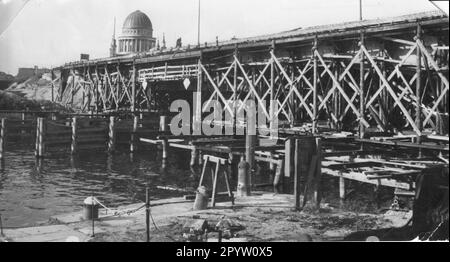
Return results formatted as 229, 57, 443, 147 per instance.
0, 118, 6, 160
198, 150, 203, 166
108, 116, 116, 153
130, 114, 138, 153
294, 137, 316, 210
51, 70, 54, 102
415, 24, 423, 149
273, 159, 284, 193
333, 63, 339, 130
145, 187, 150, 242
270, 40, 276, 131
313, 138, 322, 208
194, 54, 203, 135
160, 115, 169, 160
159, 115, 168, 132
35, 117, 40, 157
233, 44, 239, 133
339, 176, 346, 202
39, 117, 45, 157
245, 124, 256, 188
284, 138, 293, 192
190, 144, 197, 167
35, 117, 45, 158
71, 117, 78, 154
131, 63, 136, 113
237, 158, 250, 197
294, 139, 300, 210
312, 37, 318, 134
71, 69, 75, 106
359, 31, 366, 139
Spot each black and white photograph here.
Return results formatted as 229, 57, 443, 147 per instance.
0, 0, 448, 245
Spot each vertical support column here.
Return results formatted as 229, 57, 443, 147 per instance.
71, 117, 78, 154
108, 116, 116, 153
160, 115, 169, 160
312, 37, 318, 134
0, 118, 6, 160
359, 31, 366, 139
95, 66, 100, 114
21, 112, 26, 134
270, 40, 276, 131
233, 44, 239, 133
289, 64, 295, 126
313, 137, 322, 208
246, 67, 258, 188
333, 63, 339, 130
190, 143, 197, 167
415, 24, 423, 147
245, 128, 256, 187
51, 70, 54, 102
294, 139, 300, 210
339, 175, 346, 203
284, 138, 293, 193
35, 117, 46, 158
132, 63, 136, 113
39, 117, 46, 157
194, 53, 203, 135
71, 69, 75, 106
380, 41, 388, 128
130, 114, 139, 153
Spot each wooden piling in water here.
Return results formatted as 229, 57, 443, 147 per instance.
0, 118, 6, 159
130, 115, 139, 153
108, 116, 116, 153
35, 117, 46, 158
71, 117, 78, 154
160, 116, 169, 160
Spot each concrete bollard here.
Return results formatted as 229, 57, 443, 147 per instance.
193, 186, 209, 210
237, 159, 251, 197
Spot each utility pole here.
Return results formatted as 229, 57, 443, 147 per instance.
359, 0, 363, 21
197, 0, 201, 46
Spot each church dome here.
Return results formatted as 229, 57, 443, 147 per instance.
123, 10, 152, 30
117, 10, 156, 55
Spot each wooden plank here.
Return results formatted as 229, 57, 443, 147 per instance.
323, 168, 413, 190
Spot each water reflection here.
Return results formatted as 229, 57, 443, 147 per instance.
0, 145, 198, 227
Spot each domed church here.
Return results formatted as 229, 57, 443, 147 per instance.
111, 10, 156, 56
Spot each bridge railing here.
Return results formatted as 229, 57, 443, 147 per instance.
138, 64, 198, 82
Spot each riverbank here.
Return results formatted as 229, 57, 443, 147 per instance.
1, 192, 412, 242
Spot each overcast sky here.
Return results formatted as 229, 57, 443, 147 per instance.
0, 0, 445, 75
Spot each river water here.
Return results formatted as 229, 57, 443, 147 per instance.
0, 143, 198, 228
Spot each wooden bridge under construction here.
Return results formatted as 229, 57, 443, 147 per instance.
52, 11, 448, 138
2, 11, 448, 212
